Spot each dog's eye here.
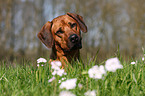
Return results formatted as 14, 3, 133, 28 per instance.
56, 30, 63, 34
56, 28, 64, 34
71, 23, 77, 28
68, 22, 77, 28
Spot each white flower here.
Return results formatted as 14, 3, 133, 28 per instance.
51, 61, 62, 67
131, 62, 136, 65
61, 77, 66, 80
99, 65, 106, 74
59, 91, 76, 96
88, 65, 106, 79
52, 69, 65, 76
64, 72, 67, 75
142, 57, 144, 61
52, 70, 57, 76
51, 61, 62, 70
56, 69, 65, 76
51, 61, 66, 76
84, 90, 96, 96
37, 64, 39, 67
48, 77, 55, 83
51, 65, 60, 70
105, 57, 123, 72
58, 80, 61, 83
78, 83, 83, 89
60, 78, 77, 90
37, 58, 47, 63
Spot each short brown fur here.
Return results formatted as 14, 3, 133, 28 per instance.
37, 13, 87, 68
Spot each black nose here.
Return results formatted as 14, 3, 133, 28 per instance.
69, 34, 79, 43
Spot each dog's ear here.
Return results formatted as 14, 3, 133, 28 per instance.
37, 21, 54, 48
67, 12, 87, 33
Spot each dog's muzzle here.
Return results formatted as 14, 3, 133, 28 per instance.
68, 34, 82, 50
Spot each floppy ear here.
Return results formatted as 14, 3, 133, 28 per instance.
67, 12, 87, 33
37, 21, 54, 48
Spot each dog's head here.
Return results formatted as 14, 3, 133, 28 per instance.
37, 13, 87, 52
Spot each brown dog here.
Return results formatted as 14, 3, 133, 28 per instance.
37, 12, 87, 67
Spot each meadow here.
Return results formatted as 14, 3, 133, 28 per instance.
0, 53, 145, 96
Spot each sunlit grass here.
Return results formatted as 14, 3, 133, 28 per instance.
0, 55, 145, 96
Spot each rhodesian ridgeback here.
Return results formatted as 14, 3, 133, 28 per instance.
37, 12, 87, 68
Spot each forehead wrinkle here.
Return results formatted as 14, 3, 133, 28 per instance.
57, 20, 70, 31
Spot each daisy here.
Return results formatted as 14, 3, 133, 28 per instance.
105, 57, 123, 72
51, 61, 66, 76
51, 68, 65, 76
37, 64, 39, 67
142, 57, 144, 61
48, 76, 55, 83
59, 91, 76, 96
131, 62, 136, 65
58, 80, 61, 83
52, 70, 57, 76
88, 65, 106, 79
59, 78, 77, 90
51, 61, 62, 67
61, 77, 66, 80
56, 69, 65, 76
51, 61, 62, 70
64, 72, 67, 75
78, 83, 83, 89
84, 90, 96, 96
37, 58, 47, 63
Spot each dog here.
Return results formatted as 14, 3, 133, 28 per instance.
37, 12, 87, 68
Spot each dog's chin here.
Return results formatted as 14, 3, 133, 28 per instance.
64, 43, 82, 52
71, 43, 82, 50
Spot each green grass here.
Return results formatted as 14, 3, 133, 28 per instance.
0, 56, 145, 96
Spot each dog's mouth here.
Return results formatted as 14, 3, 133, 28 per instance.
69, 40, 82, 51
63, 42, 82, 52
70, 42, 82, 50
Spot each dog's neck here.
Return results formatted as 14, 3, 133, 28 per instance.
50, 44, 80, 63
